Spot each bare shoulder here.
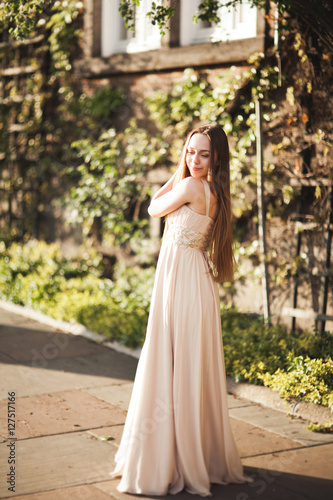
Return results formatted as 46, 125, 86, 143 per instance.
179, 176, 204, 193
179, 177, 208, 212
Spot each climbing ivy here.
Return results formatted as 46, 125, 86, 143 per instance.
0, 0, 51, 39
64, 122, 169, 245
0, 1, 127, 243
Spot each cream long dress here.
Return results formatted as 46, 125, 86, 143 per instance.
111, 180, 249, 496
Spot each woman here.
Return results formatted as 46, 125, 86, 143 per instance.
111, 124, 249, 496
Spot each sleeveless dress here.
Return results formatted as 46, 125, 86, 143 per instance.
111, 180, 249, 496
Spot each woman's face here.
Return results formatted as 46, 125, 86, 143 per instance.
186, 133, 211, 180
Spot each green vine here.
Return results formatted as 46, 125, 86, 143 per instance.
64, 121, 169, 245
0, 1, 127, 243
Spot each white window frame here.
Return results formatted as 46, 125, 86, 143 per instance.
180, 0, 257, 46
101, 0, 162, 57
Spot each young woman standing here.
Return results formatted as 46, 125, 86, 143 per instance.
111, 124, 250, 496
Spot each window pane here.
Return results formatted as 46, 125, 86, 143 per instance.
101, 0, 161, 55
180, 0, 257, 46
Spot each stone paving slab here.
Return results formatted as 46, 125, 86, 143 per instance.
242, 442, 333, 481
0, 362, 87, 400
0, 431, 116, 498
0, 390, 127, 440
84, 382, 134, 411
0, 310, 59, 332
87, 425, 124, 448
229, 401, 333, 446
0, 352, 137, 400
0, 362, 117, 400
227, 393, 257, 409
43, 350, 137, 381
230, 418, 303, 458
28, 350, 137, 382
0, 334, 138, 384
1, 484, 113, 500
0, 325, 103, 363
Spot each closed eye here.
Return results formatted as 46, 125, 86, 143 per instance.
187, 150, 210, 157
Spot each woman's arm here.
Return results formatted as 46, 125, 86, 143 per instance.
148, 177, 196, 218
150, 171, 177, 203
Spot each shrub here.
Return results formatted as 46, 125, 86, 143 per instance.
221, 311, 292, 384
0, 239, 152, 347
262, 355, 333, 408
221, 308, 333, 385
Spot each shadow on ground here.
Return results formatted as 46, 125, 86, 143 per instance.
0, 320, 138, 382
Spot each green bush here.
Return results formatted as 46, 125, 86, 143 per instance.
0, 240, 152, 346
222, 311, 293, 384
221, 309, 333, 385
0, 240, 102, 307
262, 355, 333, 408
47, 276, 148, 348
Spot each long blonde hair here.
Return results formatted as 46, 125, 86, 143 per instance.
173, 124, 235, 282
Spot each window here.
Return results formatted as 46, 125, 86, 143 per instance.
101, 0, 161, 57
180, 0, 257, 46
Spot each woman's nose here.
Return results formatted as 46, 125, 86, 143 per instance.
193, 153, 199, 163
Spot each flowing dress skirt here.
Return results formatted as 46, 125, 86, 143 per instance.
112, 213, 249, 496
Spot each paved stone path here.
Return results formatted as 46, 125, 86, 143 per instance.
0, 306, 332, 499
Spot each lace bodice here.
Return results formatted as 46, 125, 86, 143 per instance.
162, 181, 214, 252
163, 206, 213, 251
